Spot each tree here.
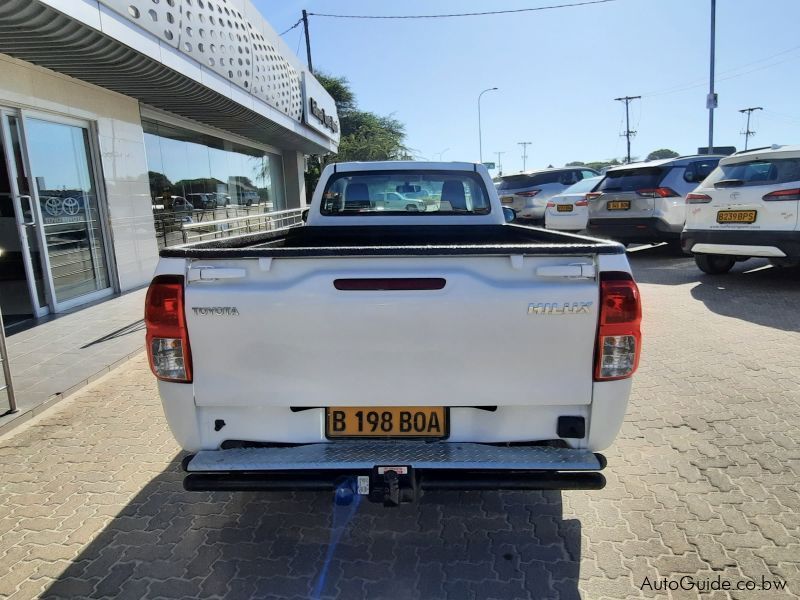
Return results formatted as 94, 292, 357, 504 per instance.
565, 161, 585, 166
305, 72, 409, 198
646, 148, 679, 161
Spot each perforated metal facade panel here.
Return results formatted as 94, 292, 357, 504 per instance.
97, 0, 303, 121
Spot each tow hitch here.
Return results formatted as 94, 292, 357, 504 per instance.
366, 466, 418, 506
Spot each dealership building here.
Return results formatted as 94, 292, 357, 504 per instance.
0, 0, 339, 332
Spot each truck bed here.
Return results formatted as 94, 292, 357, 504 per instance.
160, 224, 624, 258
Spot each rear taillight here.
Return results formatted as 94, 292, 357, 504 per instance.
145, 275, 192, 382
594, 272, 641, 381
546, 201, 555, 208
515, 190, 540, 197
636, 187, 678, 198
763, 188, 800, 201
585, 192, 603, 201
686, 193, 712, 204
575, 197, 589, 207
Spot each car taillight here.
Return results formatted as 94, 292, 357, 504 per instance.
636, 187, 678, 198
145, 275, 192, 382
686, 193, 712, 204
594, 272, 641, 381
546, 201, 555, 208
515, 190, 540, 197
585, 192, 603, 201
763, 188, 800, 201
575, 197, 589, 206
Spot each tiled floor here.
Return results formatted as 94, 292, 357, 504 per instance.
0, 288, 146, 435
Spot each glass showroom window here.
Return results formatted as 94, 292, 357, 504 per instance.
142, 120, 285, 248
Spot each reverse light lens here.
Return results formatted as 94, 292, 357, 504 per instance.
598, 335, 638, 379
763, 188, 800, 201
150, 338, 188, 380
686, 193, 712, 204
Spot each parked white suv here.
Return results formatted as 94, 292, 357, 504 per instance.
495, 167, 599, 222
586, 155, 723, 244
681, 145, 800, 274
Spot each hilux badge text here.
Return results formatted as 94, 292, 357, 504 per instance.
528, 302, 592, 315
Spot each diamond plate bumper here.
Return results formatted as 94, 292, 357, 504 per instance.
186, 441, 603, 472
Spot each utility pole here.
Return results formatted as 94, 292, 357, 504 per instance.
614, 96, 640, 164
495, 151, 505, 175
739, 106, 763, 151
706, 0, 717, 154
518, 142, 531, 172
302, 10, 313, 73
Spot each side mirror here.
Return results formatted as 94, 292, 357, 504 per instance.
301, 208, 309, 223
502, 206, 517, 223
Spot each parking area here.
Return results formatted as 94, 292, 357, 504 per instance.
0, 246, 799, 600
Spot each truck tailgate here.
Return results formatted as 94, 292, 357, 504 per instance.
185, 255, 599, 408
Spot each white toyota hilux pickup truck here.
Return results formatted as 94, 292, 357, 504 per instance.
145, 161, 641, 506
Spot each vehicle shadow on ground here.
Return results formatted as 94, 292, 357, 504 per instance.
689, 263, 800, 332
42, 458, 582, 600
625, 243, 699, 285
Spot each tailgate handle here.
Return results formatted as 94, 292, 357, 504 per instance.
535, 264, 596, 278
187, 267, 247, 282
334, 278, 446, 291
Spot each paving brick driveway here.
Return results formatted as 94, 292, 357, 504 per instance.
1, 247, 799, 599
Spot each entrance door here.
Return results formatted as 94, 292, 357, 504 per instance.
0, 113, 48, 329
24, 116, 111, 308
0, 109, 113, 332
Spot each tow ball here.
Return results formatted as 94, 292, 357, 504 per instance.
364, 465, 418, 506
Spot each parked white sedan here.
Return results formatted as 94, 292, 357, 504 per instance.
545, 176, 602, 232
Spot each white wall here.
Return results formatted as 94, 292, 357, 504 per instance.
0, 54, 159, 293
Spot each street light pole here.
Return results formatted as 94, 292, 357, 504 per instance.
478, 87, 498, 164
435, 148, 450, 161
707, 0, 717, 154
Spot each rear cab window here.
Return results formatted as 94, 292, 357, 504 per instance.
598, 167, 666, 192
321, 170, 492, 216
703, 158, 800, 188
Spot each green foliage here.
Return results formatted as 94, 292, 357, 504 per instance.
305, 72, 409, 198
646, 148, 680, 161
567, 158, 623, 171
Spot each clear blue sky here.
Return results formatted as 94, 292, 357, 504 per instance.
255, 0, 800, 174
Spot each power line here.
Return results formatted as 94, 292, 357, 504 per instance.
739, 106, 763, 151
614, 96, 640, 164
643, 44, 800, 99
309, 0, 617, 20
279, 18, 303, 36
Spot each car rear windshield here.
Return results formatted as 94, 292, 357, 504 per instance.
320, 171, 491, 216
703, 158, 800, 188
598, 167, 665, 192
495, 171, 571, 190
562, 176, 601, 195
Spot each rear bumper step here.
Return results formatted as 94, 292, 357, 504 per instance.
185, 441, 604, 472
182, 442, 606, 501
184, 470, 606, 493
